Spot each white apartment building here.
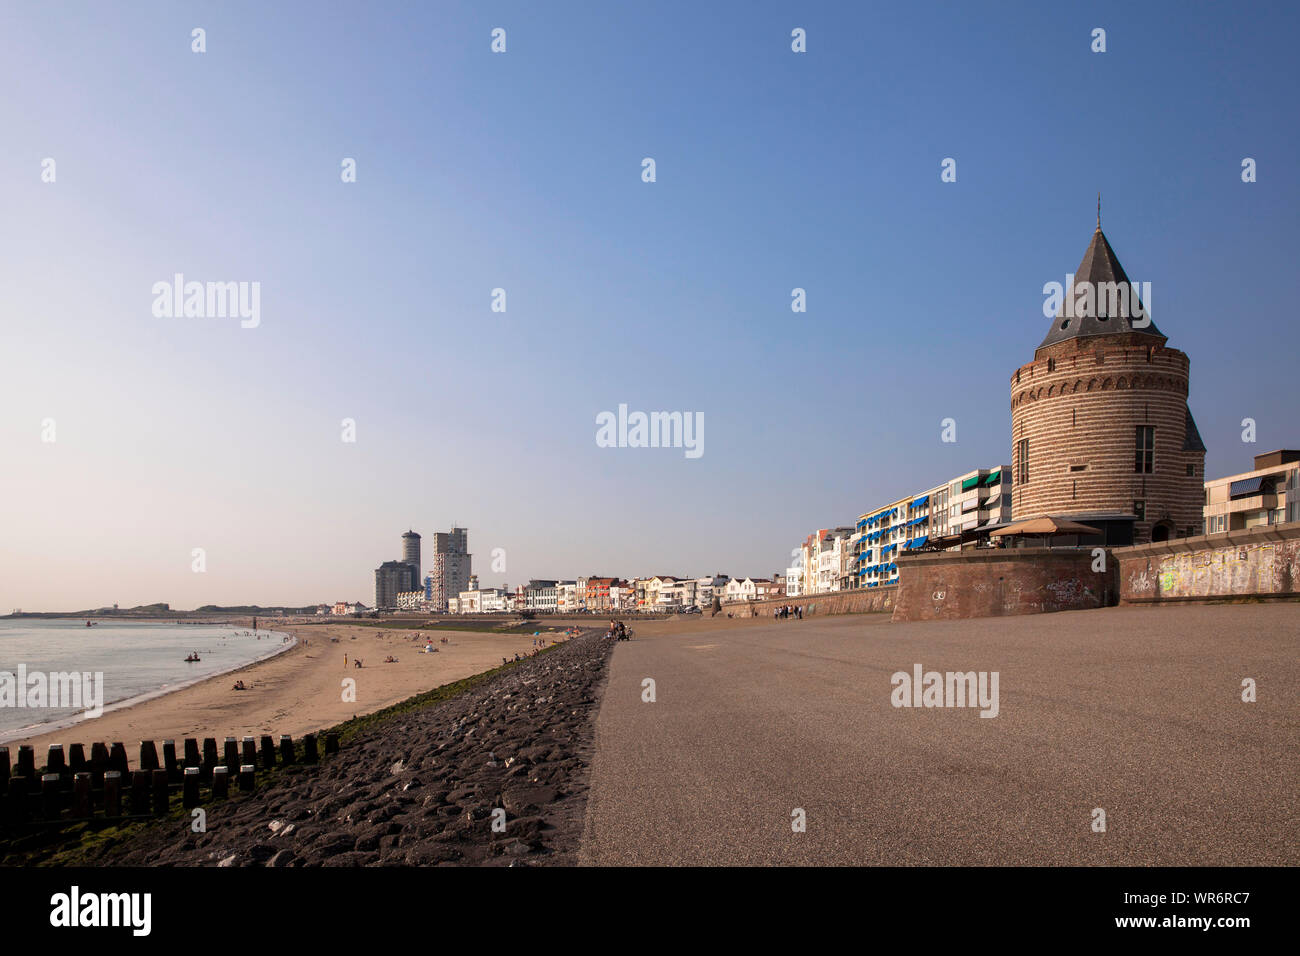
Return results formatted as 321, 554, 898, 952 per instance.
555, 581, 579, 613
479, 588, 511, 613
816, 532, 854, 592
396, 591, 425, 611
656, 578, 701, 611
783, 559, 804, 597
524, 580, 558, 613
724, 577, 762, 602
609, 581, 636, 611
694, 575, 729, 609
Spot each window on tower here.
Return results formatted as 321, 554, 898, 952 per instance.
1016, 439, 1029, 485
1135, 426, 1154, 474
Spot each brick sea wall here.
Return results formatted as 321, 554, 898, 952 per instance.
892, 547, 1118, 622
720, 588, 896, 618
1113, 522, 1300, 603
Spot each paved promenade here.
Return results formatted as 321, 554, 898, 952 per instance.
580, 605, 1299, 865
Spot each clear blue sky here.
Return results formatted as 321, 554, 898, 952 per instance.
2, 1, 1297, 610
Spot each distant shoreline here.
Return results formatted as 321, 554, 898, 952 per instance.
0, 625, 298, 746
7, 621, 553, 755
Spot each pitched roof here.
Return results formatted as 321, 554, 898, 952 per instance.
1037, 226, 1165, 351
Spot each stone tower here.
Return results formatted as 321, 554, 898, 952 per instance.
1010, 217, 1205, 544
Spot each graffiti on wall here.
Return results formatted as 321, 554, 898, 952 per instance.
1121, 535, 1299, 601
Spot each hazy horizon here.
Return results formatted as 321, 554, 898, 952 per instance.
3, 1, 1298, 611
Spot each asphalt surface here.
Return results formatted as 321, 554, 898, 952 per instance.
579, 605, 1299, 865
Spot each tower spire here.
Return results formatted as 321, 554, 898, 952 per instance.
1097, 191, 1101, 229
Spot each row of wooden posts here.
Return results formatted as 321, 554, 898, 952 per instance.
0, 732, 339, 828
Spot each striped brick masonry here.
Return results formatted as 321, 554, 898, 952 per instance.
1010, 221, 1205, 544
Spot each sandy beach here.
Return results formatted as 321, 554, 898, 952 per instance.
12, 622, 555, 755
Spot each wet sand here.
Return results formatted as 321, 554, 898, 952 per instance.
13, 623, 555, 754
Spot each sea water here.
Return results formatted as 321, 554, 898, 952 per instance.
0, 618, 293, 742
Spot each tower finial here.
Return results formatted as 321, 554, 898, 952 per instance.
1097, 191, 1101, 229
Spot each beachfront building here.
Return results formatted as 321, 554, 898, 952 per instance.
402, 530, 422, 594
792, 527, 856, 595
656, 578, 700, 611
556, 581, 579, 613
1204, 450, 1300, 533
724, 577, 756, 602
694, 575, 729, 609
724, 577, 777, 603
396, 590, 425, 611
430, 527, 472, 611
478, 588, 511, 613
373, 528, 424, 610
374, 560, 414, 610
525, 579, 558, 613
783, 557, 804, 597
816, 529, 856, 592
851, 467, 1012, 589
641, 576, 684, 611
609, 580, 637, 612
584, 577, 616, 611
936, 466, 1014, 548
851, 496, 910, 589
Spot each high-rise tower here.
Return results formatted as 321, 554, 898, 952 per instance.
431, 527, 471, 611
401, 530, 422, 591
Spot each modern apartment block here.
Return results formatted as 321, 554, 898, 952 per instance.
1204, 450, 1300, 533
524, 579, 558, 613
374, 528, 424, 609
430, 527, 472, 611
555, 580, 579, 612
374, 560, 413, 609
395, 590, 425, 611
401, 530, 421, 593
852, 466, 1011, 588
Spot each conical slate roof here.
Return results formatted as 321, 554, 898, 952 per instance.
1037, 226, 1164, 350
1183, 405, 1206, 453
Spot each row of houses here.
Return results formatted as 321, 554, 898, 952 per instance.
786, 465, 1014, 596
310, 601, 370, 616
426, 573, 787, 614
